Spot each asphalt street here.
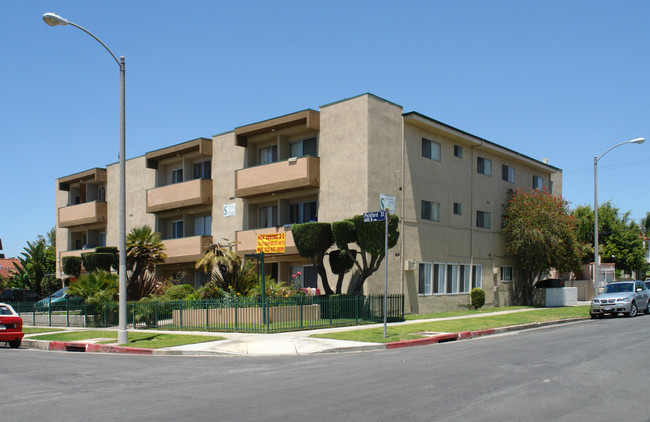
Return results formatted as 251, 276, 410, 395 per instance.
2, 316, 649, 421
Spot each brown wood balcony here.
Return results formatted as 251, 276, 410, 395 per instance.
58, 201, 107, 228
146, 179, 212, 213
235, 156, 319, 198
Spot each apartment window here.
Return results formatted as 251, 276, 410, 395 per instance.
290, 137, 317, 158
420, 262, 478, 296
193, 161, 211, 179
421, 200, 440, 221
259, 205, 277, 228
171, 168, 183, 184
500, 266, 513, 282
459, 264, 471, 293
550, 181, 554, 194
259, 145, 278, 165
501, 165, 514, 183
501, 215, 507, 229
422, 138, 441, 161
472, 265, 482, 289
476, 211, 491, 229
453, 202, 462, 215
171, 220, 183, 239
477, 157, 492, 176
289, 200, 318, 224
418, 263, 432, 295
98, 232, 106, 247
454, 145, 463, 158
533, 175, 543, 190
98, 186, 106, 202
194, 215, 212, 236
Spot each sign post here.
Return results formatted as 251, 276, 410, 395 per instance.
363, 209, 389, 338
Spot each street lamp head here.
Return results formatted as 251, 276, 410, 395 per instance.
42, 12, 70, 27
630, 137, 645, 144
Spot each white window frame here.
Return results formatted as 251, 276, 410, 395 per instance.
477, 157, 492, 176
454, 145, 463, 158
421, 200, 441, 222
459, 264, 471, 293
171, 220, 184, 239
446, 264, 459, 294
533, 175, 543, 190
502, 164, 514, 183
500, 266, 514, 282
422, 138, 441, 162
259, 145, 278, 165
171, 168, 183, 184
259, 205, 277, 228
418, 262, 433, 295
194, 215, 212, 236
472, 265, 482, 289
476, 210, 492, 229
289, 137, 318, 158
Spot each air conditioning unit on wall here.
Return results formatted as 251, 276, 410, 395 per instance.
404, 260, 416, 271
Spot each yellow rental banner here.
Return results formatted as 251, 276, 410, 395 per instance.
256, 233, 285, 253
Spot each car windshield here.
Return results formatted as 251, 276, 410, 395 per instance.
604, 283, 633, 293
0, 305, 14, 315
49, 288, 67, 298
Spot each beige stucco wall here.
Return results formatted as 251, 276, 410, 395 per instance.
106, 156, 156, 247
211, 131, 246, 246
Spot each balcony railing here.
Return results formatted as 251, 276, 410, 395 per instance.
58, 201, 107, 228
163, 235, 213, 265
235, 156, 319, 198
235, 226, 298, 256
146, 179, 212, 213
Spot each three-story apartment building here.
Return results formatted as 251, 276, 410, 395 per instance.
55, 93, 561, 312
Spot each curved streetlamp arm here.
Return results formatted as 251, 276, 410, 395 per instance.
42, 12, 121, 67
596, 138, 645, 162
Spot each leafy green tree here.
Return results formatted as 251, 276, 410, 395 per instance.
67, 270, 118, 303
573, 202, 647, 275
196, 243, 258, 296
504, 189, 583, 305
8, 236, 57, 297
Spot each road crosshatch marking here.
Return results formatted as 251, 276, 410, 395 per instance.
256, 233, 285, 253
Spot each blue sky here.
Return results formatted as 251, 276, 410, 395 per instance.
2, 1, 649, 258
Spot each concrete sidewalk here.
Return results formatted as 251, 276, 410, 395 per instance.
20, 306, 590, 356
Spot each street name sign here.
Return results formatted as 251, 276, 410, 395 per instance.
363, 211, 386, 222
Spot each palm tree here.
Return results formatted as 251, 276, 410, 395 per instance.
196, 243, 257, 295
126, 225, 167, 300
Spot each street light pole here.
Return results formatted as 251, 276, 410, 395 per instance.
594, 138, 645, 291
43, 12, 128, 344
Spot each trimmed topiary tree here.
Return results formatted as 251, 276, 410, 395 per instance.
62, 256, 82, 278
81, 252, 114, 273
292, 222, 334, 294
95, 246, 119, 271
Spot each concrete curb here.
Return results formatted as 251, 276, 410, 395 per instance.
385, 317, 588, 349
18, 317, 589, 356
22, 339, 153, 355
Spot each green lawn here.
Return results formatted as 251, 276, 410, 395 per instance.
23, 327, 66, 335
29, 330, 224, 349
405, 306, 530, 320
311, 306, 591, 344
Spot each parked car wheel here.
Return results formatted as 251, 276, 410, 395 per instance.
626, 302, 638, 317
8, 339, 21, 349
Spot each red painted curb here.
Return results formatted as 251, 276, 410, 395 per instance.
386, 328, 500, 350
47, 341, 152, 355
386, 332, 459, 349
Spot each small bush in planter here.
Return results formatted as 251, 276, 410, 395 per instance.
62, 256, 81, 278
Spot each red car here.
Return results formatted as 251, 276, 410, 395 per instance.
0, 303, 24, 348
